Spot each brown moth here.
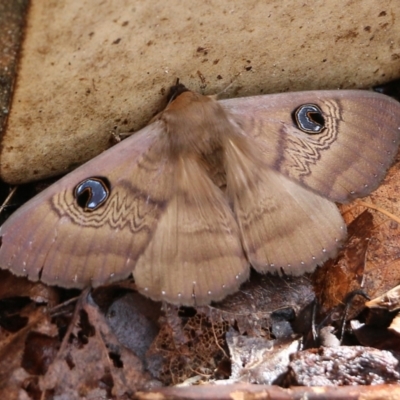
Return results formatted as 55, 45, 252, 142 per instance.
0, 83, 399, 306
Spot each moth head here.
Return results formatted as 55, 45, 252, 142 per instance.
167, 79, 190, 103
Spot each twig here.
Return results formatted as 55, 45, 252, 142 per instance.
0, 186, 17, 215
356, 200, 400, 224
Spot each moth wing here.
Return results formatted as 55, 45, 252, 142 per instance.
0, 122, 174, 288
224, 137, 346, 275
221, 90, 400, 203
133, 156, 249, 306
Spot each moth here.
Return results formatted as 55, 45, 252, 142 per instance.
0, 82, 399, 306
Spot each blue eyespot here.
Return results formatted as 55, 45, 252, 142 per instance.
74, 177, 110, 211
294, 104, 325, 134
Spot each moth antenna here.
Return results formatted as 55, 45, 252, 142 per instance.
212, 72, 242, 99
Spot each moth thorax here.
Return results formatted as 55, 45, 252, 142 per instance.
164, 103, 229, 156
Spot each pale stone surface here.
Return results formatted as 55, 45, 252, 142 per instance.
2, 0, 400, 183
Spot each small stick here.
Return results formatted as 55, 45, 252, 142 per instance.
0, 186, 17, 215
357, 200, 400, 225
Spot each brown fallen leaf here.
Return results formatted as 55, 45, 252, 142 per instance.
0, 302, 51, 400
340, 159, 400, 302
313, 210, 373, 314
0, 270, 59, 306
0, 288, 160, 398
39, 293, 157, 397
